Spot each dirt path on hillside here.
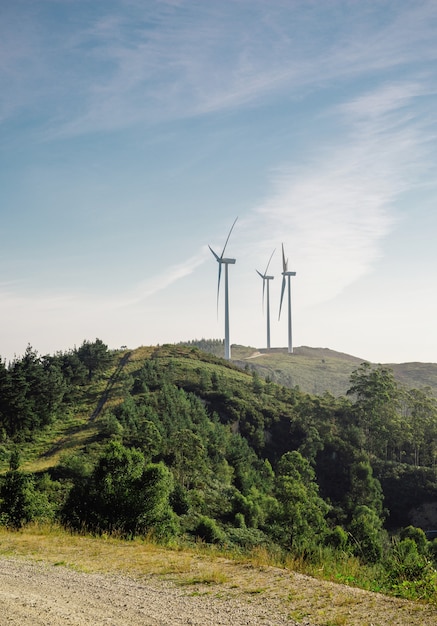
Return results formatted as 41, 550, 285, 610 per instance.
1, 556, 437, 626
0, 557, 295, 626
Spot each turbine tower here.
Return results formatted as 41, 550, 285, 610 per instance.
278, 243, 296, 354
209, 217, 238, 360
256, 249, 275, 350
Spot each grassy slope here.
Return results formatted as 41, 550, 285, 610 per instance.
1, 345, 255, 473
231, 345, 437, 397
2, 344, 437, 615
1, 347, 150, 473
3, 342, 436, 474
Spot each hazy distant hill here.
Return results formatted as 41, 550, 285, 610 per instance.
226, 345, 437, 396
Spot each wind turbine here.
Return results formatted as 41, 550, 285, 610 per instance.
209, 217, 238, 360
256, 249, 275, 350
278, 243, 296, 354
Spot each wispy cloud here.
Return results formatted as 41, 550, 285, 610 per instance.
59, 1, 437, 132
1, 246, 208, 311
0, 246, 209, 359
119, 248, 209, 306
3, 1, 437, 137
250, 81, 432, 306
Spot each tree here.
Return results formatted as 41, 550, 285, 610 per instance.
168, 428, 208, 488
404, 388, 437, 466
251, 370, 264, 395
0, 471, 36, 528
346, 459, 384, 519
76, 339, 112, 380
0, 453, 39, 529
138, 462, 177, 538
348, 504, 384, 563
274, 451, 329, 553
62, 441, 176, 538
347, 363, 401, 457
53, 350, 88, 387
0, 346, 66, 438
298, 425, 323, 465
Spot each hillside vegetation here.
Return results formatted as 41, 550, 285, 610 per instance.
235, 346, 437, 397
178, 339, 437, 396
1, 339, 437, 607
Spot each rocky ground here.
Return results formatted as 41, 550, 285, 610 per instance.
1, 556, 437, 626
1, 557, 292, 625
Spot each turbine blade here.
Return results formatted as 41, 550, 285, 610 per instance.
209, 245, 220, 261
220, 216, 238, 258
216, 262, 222, 315
282, 243, 288, 272
279, 276, 286, 319
265, 248, 275, 275
256, 270, 266, 311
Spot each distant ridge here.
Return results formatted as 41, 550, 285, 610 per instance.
270, 345, 365, 362
177, 340, 437, 396
230, 344, 437, 397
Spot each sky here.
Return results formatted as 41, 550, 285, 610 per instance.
1, 0, 437, 365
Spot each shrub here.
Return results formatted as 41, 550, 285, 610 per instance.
384, 538, 437, 601
325, 525, 349, 551
348, 505, 383, 563
399, 525, 428, 554
226, 526, 271, 550
192, 515, 225, 544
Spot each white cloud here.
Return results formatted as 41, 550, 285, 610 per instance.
118, 248, 209, 306
62, 1, 437, 129
2, 2, 437, 136
249, 80, 433, 306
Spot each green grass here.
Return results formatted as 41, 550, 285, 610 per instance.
231, 345, 437, 397
3, 341, 436, 476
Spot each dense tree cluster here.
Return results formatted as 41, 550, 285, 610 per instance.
0, 339, 113, 440
0, 346, 66, 440
1, 343, 437, 602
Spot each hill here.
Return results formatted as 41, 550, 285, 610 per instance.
0, 339, 437, 608
229, 345, 437, 397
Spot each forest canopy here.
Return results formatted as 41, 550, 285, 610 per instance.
1, 341, 437, 603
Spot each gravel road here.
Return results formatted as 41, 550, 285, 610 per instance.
0, 557, 298, 626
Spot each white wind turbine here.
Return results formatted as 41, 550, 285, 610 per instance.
279, 243, 296, 354
256, 249, 275, 350
209, 217, 238, 360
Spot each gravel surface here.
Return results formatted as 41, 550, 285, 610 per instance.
0, 557, 297, 626
2, 555, 437, 626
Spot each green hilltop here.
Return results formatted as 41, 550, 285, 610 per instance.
1, 339, 437, 605
180, 340, 437, 397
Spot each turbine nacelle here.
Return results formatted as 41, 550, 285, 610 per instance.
209, 217, 238, 360
256, 249, 275, 282
208, 247, 236, 265
278, 243, 296, 353
257, 270, 274, 280
279, 243, 296, 321
257, 249, 275, 349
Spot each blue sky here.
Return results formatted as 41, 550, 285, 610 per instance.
1, 0, 437, 364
